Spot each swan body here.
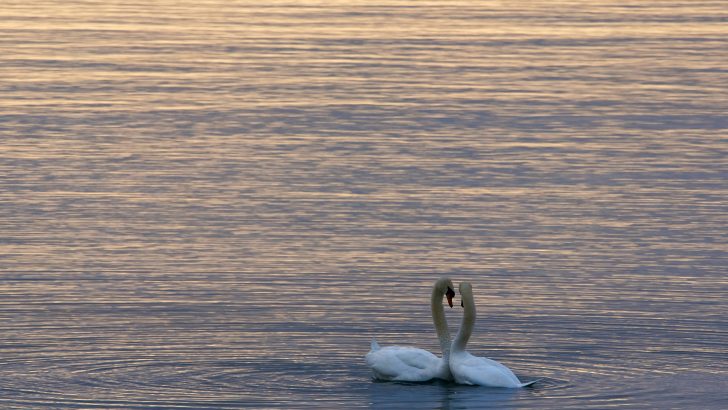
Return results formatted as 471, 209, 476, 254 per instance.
365, 277, 455, 382
450, 282, 532, 388
449, 350, 526, 387
366, 339, 447, 382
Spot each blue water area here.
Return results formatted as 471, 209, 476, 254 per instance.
0, 1, 726, 408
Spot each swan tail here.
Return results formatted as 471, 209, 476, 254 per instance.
370, 338, 380, 352
519, 379, 540, 387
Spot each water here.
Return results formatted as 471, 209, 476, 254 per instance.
1, 0, 726, 408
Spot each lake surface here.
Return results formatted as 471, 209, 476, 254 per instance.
1, 0, 726, 408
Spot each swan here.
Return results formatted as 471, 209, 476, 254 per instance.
365, 277, 456, 382
450, 282, 535, 388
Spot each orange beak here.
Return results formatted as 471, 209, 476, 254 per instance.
445, 287, 455, 308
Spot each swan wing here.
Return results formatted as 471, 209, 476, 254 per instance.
365, 346, 442, 382
452, 352, 523, 388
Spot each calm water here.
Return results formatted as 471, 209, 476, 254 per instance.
1, 1, 727, 408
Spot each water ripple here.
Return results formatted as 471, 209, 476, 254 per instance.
1, 0, 727, 408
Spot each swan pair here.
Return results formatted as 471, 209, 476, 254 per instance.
365, 278, 534, 388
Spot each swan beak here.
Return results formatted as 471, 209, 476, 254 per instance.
461, 299, 464, 308
446, 287, 455, 308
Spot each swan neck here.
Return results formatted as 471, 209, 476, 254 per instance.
452, 288, 475, 353
431, 285, 451, 359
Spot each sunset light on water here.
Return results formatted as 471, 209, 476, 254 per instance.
1, 1, 726, 408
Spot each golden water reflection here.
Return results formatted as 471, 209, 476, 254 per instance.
1, 0, 726, 408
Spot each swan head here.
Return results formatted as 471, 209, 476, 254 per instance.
458, 282, 473, 308
435, 277, 456, 308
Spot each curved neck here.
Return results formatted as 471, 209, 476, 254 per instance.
452, 288, 475, 353
431, 285, 451, 359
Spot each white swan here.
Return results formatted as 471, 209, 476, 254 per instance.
450, 282, 535, 388
365, 277, 456, 382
